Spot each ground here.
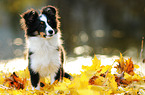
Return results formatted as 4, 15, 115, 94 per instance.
0, 54, 145, 94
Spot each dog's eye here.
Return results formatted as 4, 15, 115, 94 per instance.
40, 21, 44, 25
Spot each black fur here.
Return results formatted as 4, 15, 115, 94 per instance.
42, 6, 57, 29
55, 46, 72, 81
28, 51, 40, 87
29, 67, 40, 87
55, 66, 72, 81
23, 10, 40, 36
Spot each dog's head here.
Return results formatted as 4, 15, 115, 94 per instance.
21, 6, 60, 38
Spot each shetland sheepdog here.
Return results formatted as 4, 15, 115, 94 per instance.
21, 5, 72, 90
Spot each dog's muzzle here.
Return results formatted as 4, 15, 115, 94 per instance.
40, 30, 55, 38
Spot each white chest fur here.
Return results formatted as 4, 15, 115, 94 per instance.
27, 34, 62, 77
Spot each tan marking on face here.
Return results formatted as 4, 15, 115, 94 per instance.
40, 21, 44, 24
40, 32, 46, 38
48, 20, 50, 23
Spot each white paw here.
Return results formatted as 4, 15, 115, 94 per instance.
32, 82, 40, 90
50, 74, 56, 84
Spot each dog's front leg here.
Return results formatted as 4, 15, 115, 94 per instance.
29, 68, 40, 90
32, 81, 40, 90
50, 73, 56, 84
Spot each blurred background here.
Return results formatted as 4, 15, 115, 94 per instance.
0, 0, 145, 60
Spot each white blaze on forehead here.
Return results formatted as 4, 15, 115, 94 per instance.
40, 14, 54, 36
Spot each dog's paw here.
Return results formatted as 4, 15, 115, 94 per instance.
32, 84, 40, 90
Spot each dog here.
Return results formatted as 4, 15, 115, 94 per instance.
21, 5, 72, 90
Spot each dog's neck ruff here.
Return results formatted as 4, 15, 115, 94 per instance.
27, 33, 61, 52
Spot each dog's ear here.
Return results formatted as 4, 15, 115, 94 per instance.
22, 9, 39, 26
41, 6, 60, 29
42, 6, 57, 16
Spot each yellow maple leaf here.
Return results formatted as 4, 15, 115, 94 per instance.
94, 76, 106, 86
54, 83, 69, 94
124, 72, 132, 82
143, 76, 145, 80
132, 73, 141, 81
77, 89, 100, 95
82, 55, 101, 72
89, 55, 101, 71
100, 65, 112, 74
108, 75, 118, 91
134, 65, 139, 69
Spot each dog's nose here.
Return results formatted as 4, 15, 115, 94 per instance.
48, 30, 53, 34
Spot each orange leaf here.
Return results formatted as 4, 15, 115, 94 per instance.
4, 72, 25, 89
